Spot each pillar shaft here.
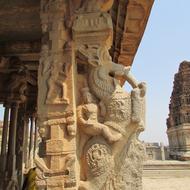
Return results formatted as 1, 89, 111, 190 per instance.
1, 106, 10, 155
15, 107, 27, 189
0, 105, 10, 172
6, 103, 19, 177
33, 119, 38, 159
28, 117, 34, 167
36, 1, 77, 189
23, 117, 29, 169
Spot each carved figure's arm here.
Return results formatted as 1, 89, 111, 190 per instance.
99, 101, 106, 117
77, 106, 88, 125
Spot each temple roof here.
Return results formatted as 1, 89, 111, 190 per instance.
0, 0, 154, 66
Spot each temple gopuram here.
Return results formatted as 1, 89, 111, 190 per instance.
167, 61, 190, 161
0, 1, 154, 189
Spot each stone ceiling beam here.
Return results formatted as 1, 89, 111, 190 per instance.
112, 0, 154, 66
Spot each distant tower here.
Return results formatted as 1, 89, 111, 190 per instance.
167, 61, 190, 160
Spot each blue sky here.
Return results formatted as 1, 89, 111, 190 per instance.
128, 0, 190, 144
0, 0, 190, 145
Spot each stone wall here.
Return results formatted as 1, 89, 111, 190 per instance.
144, 142, 169, 160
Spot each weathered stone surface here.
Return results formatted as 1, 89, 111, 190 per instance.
167, 61, 190, 160
36, 1, 77, 189
73, 1, 146, 189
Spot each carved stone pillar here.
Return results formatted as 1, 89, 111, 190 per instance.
36, 1, 77, 189
72, 1, 146, 190
0, 56, 36, 189
0, 103, 10, 189
34, 118, 38, 159
23, 116, 29, 170
0, 103, 10, 173
28, 116, 35, 167
16, 106, 28, 189
5, 102, 19, 189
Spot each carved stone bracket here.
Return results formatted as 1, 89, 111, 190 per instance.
73, 1, 146, 189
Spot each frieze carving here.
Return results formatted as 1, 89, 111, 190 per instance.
39, 0, 71, 105
38, 110, 76, 139
46, 60, 69, 105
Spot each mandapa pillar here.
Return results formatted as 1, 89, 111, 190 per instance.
23, 116, 29, 170
16, 106, 29, 189
0, 103, 10, 189
0, 104, 10, 173
36, 0, 77, 189
33, 118, 38, 159
5, 102, 19, 189
28, 116, 34, 168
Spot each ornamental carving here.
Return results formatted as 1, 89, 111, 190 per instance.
73, 1, 146, 189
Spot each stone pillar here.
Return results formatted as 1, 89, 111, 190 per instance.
0, 104, 10, 189
36, 1, 77, 189
33, 118, 38, 159
5, 102, 19, 189
72, 1, 146, 189
23, 117, 29, 170
28, 116, 34, 167
16, 106, 28, 189
160, 143, 165, 161
0, 104, 10, 173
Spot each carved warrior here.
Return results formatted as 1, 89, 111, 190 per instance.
73, 1, 146, 189
77, 87, 122, 143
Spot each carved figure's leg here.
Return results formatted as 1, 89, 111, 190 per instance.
100, 124, 122, 143
82, 122, 122, 143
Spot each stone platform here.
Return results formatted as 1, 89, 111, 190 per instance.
143, 160, 190, 190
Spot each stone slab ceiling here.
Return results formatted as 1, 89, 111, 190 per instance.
0, 0, 41, 42
0, 0, 154, 66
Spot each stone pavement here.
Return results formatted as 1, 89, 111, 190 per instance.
143, 160, 190, 190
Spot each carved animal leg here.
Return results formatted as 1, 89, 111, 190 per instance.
101, 126, 122, 143
82, 122, 122, 143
